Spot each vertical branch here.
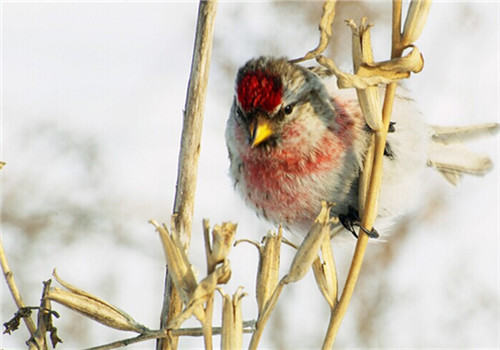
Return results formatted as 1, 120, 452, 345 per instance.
392, 0, 403, 56
325, 0, 415, 345
157, 1, 218, 350
0, 235, 37, 337
31, 280, 53, 350
173, 0, 218, 242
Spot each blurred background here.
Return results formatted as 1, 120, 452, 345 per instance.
1, 1, 498, 349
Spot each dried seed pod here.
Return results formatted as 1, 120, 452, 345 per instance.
234, 229, 282, 315
284, 202, 334, 284
220, 287, 246, 350
204, 220, 237, 273
150, 219, 198, 304
169, 258, 232, 328
312, 232, 338, 308
347, 18, 383, 131
191, 259, 232, 305
402, 0, 432, 46
256, 228, 282, 314
48, 273, 147, 333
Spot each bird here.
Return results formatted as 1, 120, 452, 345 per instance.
225, 56, 498, 237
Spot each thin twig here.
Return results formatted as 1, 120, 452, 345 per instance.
157, 1, 218, 349
201, 299, 214, 350
324, 0, 405, 344
290, 0, 337, 63
89, 330, 169, 350
86, 324, 255, 350
202, 220, 214, 350
248, 278, 286, 350
392, 0, 403, 56
321, 310, 337, 350
0, 235, 37, 336
31, 280, 53, 350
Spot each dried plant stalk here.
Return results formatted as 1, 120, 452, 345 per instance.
173, 0, 218, 241
255, 229, 282, 315
290, 0, 337, 63
401, 0, 432, 47
323, 0, 430, 346
0, 235, 37, 337
220, 287, 246, 350
158, 1, 218, 349
248, 202, 336, 350
312, 231, 338, 309
347, 17, 383, 131
284, 202, 336, 284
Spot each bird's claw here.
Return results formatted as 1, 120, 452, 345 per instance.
338, 205, 380, 239
358, 224, 380, 239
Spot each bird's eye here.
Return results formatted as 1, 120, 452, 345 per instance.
237, 106, 245, 119
284, 104, 294, 115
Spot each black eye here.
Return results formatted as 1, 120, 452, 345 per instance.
237, 106, 245, 119
284, 104, 294, 115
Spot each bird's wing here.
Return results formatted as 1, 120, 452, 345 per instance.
431, 123, 499, 145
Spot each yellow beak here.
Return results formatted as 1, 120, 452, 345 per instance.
249, 117, 274, 148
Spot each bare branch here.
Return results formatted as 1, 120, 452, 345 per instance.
324, 0, 431, 345
290, 0, 337, 63
158, 1, 218, 349
85, 323, 255, 350
172, 0, 218, 242
0, 235, 37, 337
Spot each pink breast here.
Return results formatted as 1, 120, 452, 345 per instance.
240, 131, 341, 226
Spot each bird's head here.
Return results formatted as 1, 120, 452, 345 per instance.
232, 57, 334, 148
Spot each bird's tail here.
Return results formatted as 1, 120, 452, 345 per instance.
427, 123, 499, 185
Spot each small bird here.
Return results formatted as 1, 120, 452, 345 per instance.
225, 56, 498, 237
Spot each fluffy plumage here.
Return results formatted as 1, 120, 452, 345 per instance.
225, 56, 497, 236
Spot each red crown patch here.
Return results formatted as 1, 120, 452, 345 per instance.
237, 70, 282, 113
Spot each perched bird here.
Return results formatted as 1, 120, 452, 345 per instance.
225, 56, 498, 237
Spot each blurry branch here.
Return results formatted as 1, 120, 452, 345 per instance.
291, 0, 430, 348
158, 1, 218, 349
0, 233, 37, 337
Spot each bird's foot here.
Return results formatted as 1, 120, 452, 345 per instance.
338, 205, 380, 239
